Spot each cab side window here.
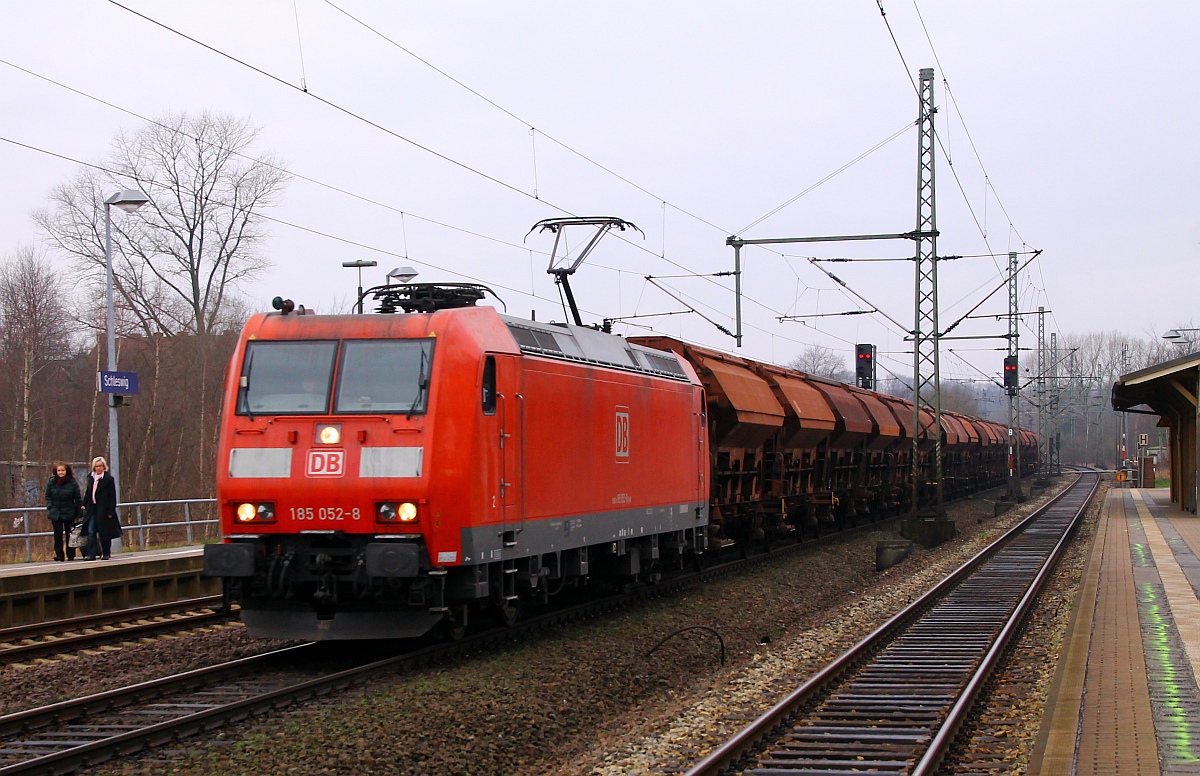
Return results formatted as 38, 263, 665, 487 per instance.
482, 356, 497, 415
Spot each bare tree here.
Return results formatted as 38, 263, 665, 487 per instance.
34, 111, 288, 337
0, 247, 77, 488
787, 344, 850, 381
939, 380, 985, 417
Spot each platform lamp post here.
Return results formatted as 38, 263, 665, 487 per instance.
103, 189, 151, 509
343, 260, 378, 313
1162, 328, 1200, 349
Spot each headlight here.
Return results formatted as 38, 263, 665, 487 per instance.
235, 502, 275, 523
376, 501, 419, 524
316, 424, 342, 445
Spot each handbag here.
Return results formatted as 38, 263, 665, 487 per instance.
68, 523, 85, 549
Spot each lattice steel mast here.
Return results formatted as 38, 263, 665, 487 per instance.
1006, 251, 1023, 502
1036, 306, 1048, 485
911, 67, 944, 518
1050, 332, 1061, 475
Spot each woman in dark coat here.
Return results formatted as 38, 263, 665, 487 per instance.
44, 462, 82, 561
81, 456, 120, 560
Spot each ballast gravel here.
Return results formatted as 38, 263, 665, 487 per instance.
68, 480, 1080, 776
0, 623, 284, 717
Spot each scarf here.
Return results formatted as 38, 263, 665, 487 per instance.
54, 475, 67, 486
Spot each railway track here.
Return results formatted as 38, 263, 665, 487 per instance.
0, 597, 235, 665
0, 493, 945, 775
0, 481, 1033, 774
684, 470, 1100, 776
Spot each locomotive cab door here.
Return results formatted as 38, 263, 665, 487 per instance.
493, 355, 525, 543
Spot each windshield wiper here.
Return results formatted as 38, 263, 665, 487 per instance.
240, 348, 256, 419
406, 346, 429, 420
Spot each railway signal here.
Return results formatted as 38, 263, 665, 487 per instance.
1003, 355, 1019, 395
855, 344, 875, 389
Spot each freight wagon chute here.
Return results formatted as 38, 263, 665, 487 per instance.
879, 396, 916, 445
694, 356, 785, 448
808, 381, 873, 448
883, 398, 939, 451
938, 413, 964, 447
946, 413, 979, 447
761, 371, 837, 449
848, 388, 902, 450
971, 420, 1001, 446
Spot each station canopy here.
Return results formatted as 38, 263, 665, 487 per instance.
1112, 349, 1200, 513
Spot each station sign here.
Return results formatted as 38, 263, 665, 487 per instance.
97, 370, 139, 395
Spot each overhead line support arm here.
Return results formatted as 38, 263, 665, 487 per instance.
724, 230, 930, 347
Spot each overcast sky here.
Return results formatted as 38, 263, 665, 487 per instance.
2, 1, 1197, 384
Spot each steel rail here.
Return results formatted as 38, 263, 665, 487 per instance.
0, 505, 909, 775
911, 473, 1098, 775
685, 472, 1097, 776
0, 596, 224, 643
0, 603, 235, 665
0, 479, 1035, 774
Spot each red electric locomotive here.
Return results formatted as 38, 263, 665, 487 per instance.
204, 285, 709, 640
206, 282, 1038, 640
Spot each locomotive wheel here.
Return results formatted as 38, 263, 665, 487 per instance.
444, 605, 469, 641
496, 598, 520, 627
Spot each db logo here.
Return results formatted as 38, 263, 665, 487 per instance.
615, 408, 630, 462
306, 450, 345, 477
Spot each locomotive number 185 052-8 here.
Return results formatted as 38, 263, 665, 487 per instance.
289, 507, 362, 521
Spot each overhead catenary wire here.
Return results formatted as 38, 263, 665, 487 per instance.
805, 258, 910, 335
875, 0, 1040, 301
291, 0, 308, 92
13, 3, 1040, 368
874, 0, 921, 97
104, 0, 551, 207
4, 131, 849, 358
0, 135, 570, 314
319, 0, 731, 239
0, 55, 782, 337
0, 57, 549, 260
911, 0, 1027, 248
114, 1, 974, 351
735, 121, 914, 235
102, 1, 826, 326
103, 1, 990, 362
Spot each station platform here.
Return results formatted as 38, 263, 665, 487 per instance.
0, 545, 213, 627
1031, 488, 1200, 774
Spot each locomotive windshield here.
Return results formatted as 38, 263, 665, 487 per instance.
334, 339, 434, 414
235, 339, 434, 416
237, 341, 337, 415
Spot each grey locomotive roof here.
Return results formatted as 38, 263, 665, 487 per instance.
498, 314, 688, 381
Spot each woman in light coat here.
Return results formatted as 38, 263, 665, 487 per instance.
81, 456, 121, 560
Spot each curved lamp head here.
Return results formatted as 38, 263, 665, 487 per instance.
387, 266, 418, 284
104, 189, 151, 214
1162, 328, 1200, 344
